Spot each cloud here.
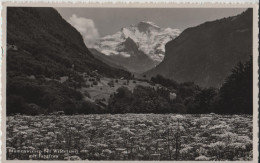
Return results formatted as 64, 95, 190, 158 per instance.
68, 14, 99, 47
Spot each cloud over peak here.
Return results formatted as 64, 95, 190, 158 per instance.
68, 14, 99, 47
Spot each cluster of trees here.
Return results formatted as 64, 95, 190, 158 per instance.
106, 83, 202, 114
7, 76, 103, 115
107, 86, 181, 114
7, 56, 252, 115
215, 56, 253, 114
186, 57, 252, 114
149, 57, 253, 115
107, 56, 252, 114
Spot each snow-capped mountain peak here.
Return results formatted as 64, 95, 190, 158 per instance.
94, 21, 181, 62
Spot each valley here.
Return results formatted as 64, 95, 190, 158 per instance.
6, 7, 253, 116
4, 6, 255, 161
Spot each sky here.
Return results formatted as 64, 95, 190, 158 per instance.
56, 8, 247, 46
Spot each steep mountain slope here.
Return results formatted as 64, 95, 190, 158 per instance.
6, 7, 131, 115
146, 9, 253, 87
7, 7, 131, 79
95, 37, 158, 73
89, 48, 128, 71
93, 21, 181, 73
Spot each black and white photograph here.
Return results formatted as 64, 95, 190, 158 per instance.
1, 3, 258, 162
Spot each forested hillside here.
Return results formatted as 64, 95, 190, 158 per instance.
146, 9, 252, 88
7, 7, 131, 115
6, 8, 253, 115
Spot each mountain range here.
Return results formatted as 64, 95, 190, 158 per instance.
146, 9, 253, 87
6, 7, 253, 116
93, 21, 181, 73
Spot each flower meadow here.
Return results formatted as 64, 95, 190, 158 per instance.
6, 114, 252, 161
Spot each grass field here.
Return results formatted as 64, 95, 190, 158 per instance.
80, 77, 153, 102
6, 114, 252, 160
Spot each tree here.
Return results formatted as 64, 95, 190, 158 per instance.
108, 87, 134, 113
215, 56, 253, 114
187, 87, 218, 114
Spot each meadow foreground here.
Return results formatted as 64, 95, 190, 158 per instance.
6, 114, 252, 161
